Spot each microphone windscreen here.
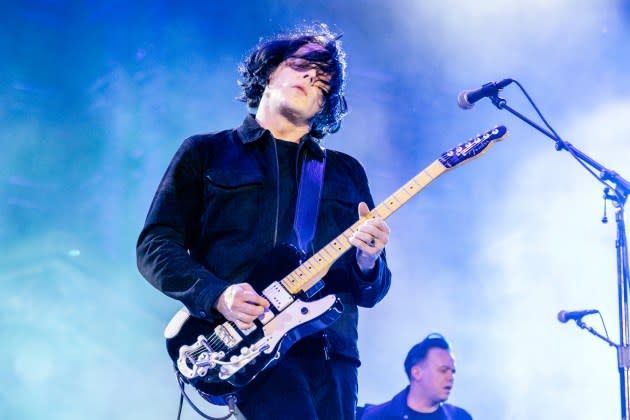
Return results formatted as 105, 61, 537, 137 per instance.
457, 91, 473, 110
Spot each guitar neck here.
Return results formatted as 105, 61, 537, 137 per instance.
280, 159, 448, 294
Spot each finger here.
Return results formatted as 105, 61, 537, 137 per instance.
238, 284, 271, 309
237, 312, 258, 324
235, 319, 255, 330
372, 219, 390, 235
229, 294, 269, 315
357, 201, 370, 218
350, 233, 378, 254
356, 223, 380, 239
364, 238, 380, 252
355, 231, 377, 247
242, 291, 270, 309
364, 219, 391, 240
355, 226, 387, 249
360, 217, 390, 234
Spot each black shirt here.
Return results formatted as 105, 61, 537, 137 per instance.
404, 405, 450, 419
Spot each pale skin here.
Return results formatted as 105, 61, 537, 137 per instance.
214, 43, 390, 330
407, 348, 456, 413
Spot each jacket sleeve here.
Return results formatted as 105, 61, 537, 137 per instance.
350, 250, 391, 308
136, 136, 228, 321
347, 157, 392, 308
359, 387, 408, 419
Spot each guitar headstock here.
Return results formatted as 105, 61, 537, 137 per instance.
439, 126, 508, 169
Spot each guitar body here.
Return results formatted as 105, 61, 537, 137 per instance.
164, 244, 344, 404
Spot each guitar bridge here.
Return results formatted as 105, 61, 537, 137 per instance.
177, 335, 226, 379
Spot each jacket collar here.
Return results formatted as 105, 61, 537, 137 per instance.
391, 386, 448, 417
391, 386, 411, 414
237, 114, 325, 159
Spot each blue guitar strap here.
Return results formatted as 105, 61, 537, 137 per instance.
293, 148, 326, 256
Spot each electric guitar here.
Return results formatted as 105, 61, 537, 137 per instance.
163, 126, 509, 403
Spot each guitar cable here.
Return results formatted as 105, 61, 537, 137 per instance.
175, 372, 237, 420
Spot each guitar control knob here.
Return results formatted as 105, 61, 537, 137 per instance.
241, 347, 250, 355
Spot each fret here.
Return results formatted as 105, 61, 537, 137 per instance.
315, 250, 331, 263
329, 241, 345, 253
402, 183, 419, 195
294, 266, 308, 280
282, 273, 299, 287
341, 228, 354, 240
302, 263, 316, 274
335, 235, 352, 249
315, 253, 332, 267
384, 196, 400, 208
321, 246, 337, 260
306, 256, 323, 270
339, 234, 353, 248
372, 205, 390, 218
282, 281, 300, 294
392, 190, 411, 204
414, 171, 434, 186
373, 207, 390, 219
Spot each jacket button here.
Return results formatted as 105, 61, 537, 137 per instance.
199, 311, 207, 318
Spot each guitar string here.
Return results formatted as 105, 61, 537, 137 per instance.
189, 320, 241, 358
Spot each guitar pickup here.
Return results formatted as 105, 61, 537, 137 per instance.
262, 281, 294, 312
214, 323, 243, 348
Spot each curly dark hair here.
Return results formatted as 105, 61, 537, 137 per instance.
238, 23, 348, 139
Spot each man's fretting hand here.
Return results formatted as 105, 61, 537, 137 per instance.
350, 202, 390, 273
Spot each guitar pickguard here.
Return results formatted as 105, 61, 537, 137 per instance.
214, 295, 340, 381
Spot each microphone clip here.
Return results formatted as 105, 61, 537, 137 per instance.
490, 94, 507, 109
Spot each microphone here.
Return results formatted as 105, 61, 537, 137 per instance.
457, 78, 514, 109
557, 309, 599, 323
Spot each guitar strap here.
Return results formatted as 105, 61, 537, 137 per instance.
293, 147, 326, 256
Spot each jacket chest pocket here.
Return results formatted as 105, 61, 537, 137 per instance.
203, 169, 265, 230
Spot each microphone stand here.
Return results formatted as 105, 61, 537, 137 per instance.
575, 318, 618, 348
489, 93, 630, 419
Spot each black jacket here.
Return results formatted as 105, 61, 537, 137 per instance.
136, 115, 391, 362
359, 386, 473, 419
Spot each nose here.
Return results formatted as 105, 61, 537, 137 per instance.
303, 68, 317, 84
